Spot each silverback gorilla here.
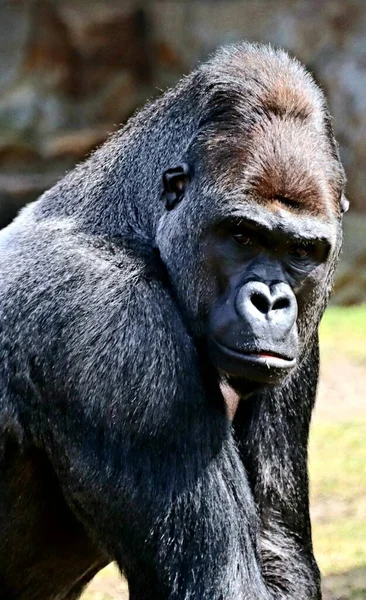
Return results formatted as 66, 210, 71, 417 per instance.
0, 43, 347, 599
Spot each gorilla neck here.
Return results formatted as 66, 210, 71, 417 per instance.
220, 379, 272, 420
220, 381, 240, 420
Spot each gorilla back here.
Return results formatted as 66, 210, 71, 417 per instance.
0, 43, 346, 600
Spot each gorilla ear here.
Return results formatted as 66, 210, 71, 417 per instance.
340, 193, 350, 214
161, 163, 191, 211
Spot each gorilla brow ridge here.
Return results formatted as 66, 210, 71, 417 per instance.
196, 60, 345, 213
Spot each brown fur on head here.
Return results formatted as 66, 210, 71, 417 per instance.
200, 43, 345, 219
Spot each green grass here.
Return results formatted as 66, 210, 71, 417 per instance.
310, 422, 365, 502
319, 305, 366, 364
309, 422, 366, 575
311, 305, 366, 593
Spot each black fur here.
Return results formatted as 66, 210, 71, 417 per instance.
0, 43, 345, 599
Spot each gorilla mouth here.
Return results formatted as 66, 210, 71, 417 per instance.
210, 339, 297, 382
218, 344, 295, 367
237, 349, 296, 367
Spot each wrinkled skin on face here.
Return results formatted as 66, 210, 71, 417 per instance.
205, 204, 338, 390
158, 173, 342, 400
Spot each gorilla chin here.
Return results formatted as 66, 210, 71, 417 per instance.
209, 337, 297, 386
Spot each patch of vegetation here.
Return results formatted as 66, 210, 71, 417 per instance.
312, 305, 366, 597
309, 422, 366, 575
310, 422, 366, 504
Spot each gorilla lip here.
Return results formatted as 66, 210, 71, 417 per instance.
212, 340, 296, 370
241, 351, 296, 368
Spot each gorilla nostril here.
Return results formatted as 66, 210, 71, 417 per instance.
236, 281, 296, 320
251, 292, 271, 314
273, 297, 290, 311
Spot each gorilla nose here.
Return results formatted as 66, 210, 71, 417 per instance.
235, 281, 297, 335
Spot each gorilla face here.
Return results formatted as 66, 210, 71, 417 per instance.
157, 54, 345, 392
204, 205, 336, 386
158, 161, 342, 391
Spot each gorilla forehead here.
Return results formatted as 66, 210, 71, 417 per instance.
195, 45, 345, 217
198, 121, 340, 221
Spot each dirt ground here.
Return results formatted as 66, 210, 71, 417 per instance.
315, 357, 366, 422
82, 351, 366, 600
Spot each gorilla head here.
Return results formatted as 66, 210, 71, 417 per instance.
157, 44, 345, 392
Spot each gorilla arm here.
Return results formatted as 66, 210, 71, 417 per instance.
13, 231, 269, 600
233, 349, 322, 600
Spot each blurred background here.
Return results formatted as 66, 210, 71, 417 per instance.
0, 1, 365, 599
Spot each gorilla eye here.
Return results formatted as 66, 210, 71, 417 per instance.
232, 233, 253, 246
288, 243, 315, 260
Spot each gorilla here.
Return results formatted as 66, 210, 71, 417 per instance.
0, 43, 347, 599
